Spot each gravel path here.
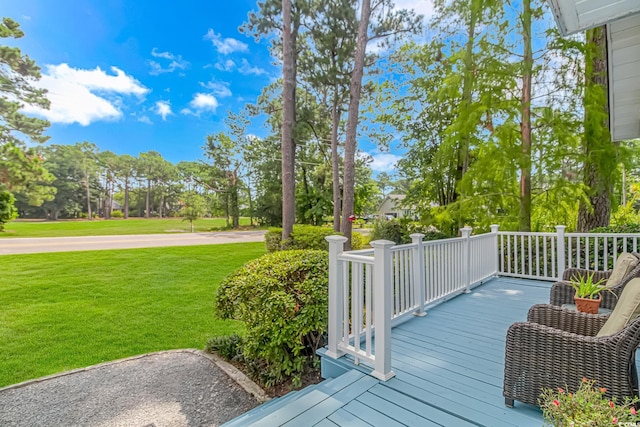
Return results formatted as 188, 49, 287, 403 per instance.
0, 350, 262, 427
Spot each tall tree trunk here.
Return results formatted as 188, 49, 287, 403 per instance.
519, 0, 533, 232
85, 169, 92, 221
455, 0, 479, 229
577, 25, 614, 232
231, 172, 240, 229
341, 0, 371, 250
281, 0, 296, 241
247, 176, 254, 226
124, 177, 130, 219
331, 88, 341, 232
145, 179, 151, 218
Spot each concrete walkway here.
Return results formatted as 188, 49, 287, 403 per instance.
0, 350, 265, 427
0, 230, 266, 255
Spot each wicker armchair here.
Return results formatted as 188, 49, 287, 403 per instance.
549, 253, 640, 310
503, 304, 640, 408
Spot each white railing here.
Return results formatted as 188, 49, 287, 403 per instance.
498, 227, 640, 280
327, 225, 640, 380
325, 226, 500, 381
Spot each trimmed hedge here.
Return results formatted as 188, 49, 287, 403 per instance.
215, 250, 328, 386
370, 219, 450, 244
265, 225, 366, 252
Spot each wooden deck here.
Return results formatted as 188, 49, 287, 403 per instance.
224, 276, 558, 426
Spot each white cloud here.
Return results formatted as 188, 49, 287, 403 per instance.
154, 101, 173, 120
215, 59, 236, 72
22, 63, 148, 126
138, 115, 152, 124
370, 153, 401, 173
200, 80, 232, 98
189, 93, 219, 112
204, 29, 248, 55
238, 58, 267, 76
149, 48, 189, 75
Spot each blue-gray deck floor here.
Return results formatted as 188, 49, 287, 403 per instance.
225, 276, 614, 426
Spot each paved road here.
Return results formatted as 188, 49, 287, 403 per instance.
0, 230, 266, 255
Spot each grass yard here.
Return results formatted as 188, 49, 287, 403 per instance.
0, 242, 264, 387
1, 217, 253, 238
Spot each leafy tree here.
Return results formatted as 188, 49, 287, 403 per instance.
112, 154, 136, 219
180, 191, 207, 232
203, 114, 252, 229
137, 151, 165, 218
341, 0, 422, 248
0, 17, 54, 221
39, 144, 85, 220
0, 190, 16, 231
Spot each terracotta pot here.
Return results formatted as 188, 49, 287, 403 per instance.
574, 296, 601, 314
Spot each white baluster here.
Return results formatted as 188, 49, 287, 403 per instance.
411, 233, 426, 317
461, 226, 472, 293
556, 225, 566, 281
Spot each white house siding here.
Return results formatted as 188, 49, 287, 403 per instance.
609, 14, 640, 141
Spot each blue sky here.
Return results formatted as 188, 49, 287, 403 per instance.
5, 0, 434, 173
4, 1, 278, 163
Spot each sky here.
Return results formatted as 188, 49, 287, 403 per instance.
4, 0, 435, 174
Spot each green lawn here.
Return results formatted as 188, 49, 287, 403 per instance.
1, 217, 253, 238
0, 243, 264, 387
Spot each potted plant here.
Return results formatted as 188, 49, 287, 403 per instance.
570, 272, 607, 314
540, 378, 640, 426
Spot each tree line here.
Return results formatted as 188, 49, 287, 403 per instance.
3, 0, 639, 238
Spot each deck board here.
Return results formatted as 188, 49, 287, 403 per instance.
224, 277, 566, 426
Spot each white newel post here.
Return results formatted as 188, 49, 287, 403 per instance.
325, 235, 348, 359
370, 239, 396, 381
490, 224, 500, 276
410, 233, 426, 317
556, 225, 566, 281
461, 226, 473, 293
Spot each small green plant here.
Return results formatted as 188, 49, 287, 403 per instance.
570, 272, 607, 299
216, 250, 328, 387
540, 378, 640, 426
110, 210, 124, 218
206, 334, 244, 361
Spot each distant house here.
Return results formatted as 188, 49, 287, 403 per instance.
378, 194, 416, 219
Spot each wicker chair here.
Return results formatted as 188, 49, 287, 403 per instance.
549, 253, 640, 310
503, 304, 640, 407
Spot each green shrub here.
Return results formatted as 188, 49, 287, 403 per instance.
206, 334, 244, 361
0, 191, 17, 232
591, 224, 640, 234
265, 225, 343, 252
265, 227, 284, 252
216, 250, 329, 386
351, 231, 368, 249
110, 210, 124, 218
370, 219, 450, 244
